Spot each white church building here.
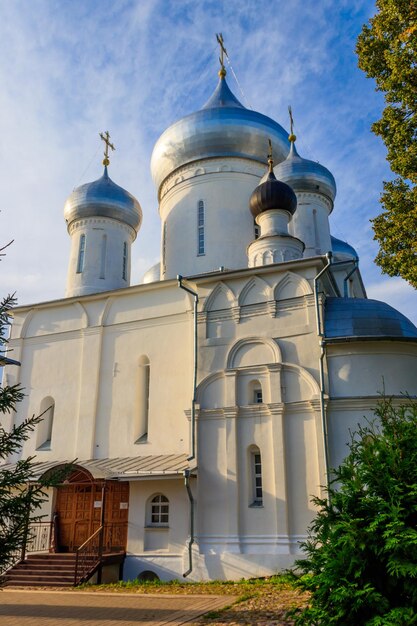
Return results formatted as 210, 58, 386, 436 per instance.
3, 55, 417, 584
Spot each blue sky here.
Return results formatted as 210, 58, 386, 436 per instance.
0, 0, 416, 323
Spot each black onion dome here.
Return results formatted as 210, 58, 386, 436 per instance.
250, 170, 297, 218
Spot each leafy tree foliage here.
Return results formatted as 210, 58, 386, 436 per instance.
292, 397, 417, 625
0, 294, 60, 573
356, 1, 417, 288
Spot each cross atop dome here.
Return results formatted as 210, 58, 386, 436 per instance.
216, 33, 228, 78
99, 130, 115, 167
288, 106, 296, 143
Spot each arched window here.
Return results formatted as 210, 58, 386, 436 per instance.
100, 234, 107, 279
135, 355, 150, 443
248, 379, 263, 405
36, 397, 55, 450
77, 234, 86, 273
249, 446, 263, 507
197, 200, 205, 255
254, 220, 260, 239
147, 494, 169, 526
122, 242, 128, 280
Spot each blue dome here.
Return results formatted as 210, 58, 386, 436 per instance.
331, 236, 358, 260
64, 167, 142, 232
274, 141, 336, 205
325, 298, 417, 339
151, 76, 290, 192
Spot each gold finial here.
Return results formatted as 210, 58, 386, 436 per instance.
216, 33, 228, 78
99, 131, 115, 167
267, 139, 274, 172
288, 106, 296, 143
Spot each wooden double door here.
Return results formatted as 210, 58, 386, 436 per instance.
55, 481, 129, 552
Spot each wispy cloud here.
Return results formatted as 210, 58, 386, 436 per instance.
0, 0, 415, 324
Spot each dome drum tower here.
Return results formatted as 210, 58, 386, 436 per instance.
64, 135, 142, 298
247, 149, 304, 267
151, 70, 291, 280
274, 136, 336, 257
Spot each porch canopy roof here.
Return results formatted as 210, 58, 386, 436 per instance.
1, 454, 194, 482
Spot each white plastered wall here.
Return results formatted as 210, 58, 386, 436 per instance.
289, 192, 332, 256
159, 158, 265, 279
66, 217, 136, 298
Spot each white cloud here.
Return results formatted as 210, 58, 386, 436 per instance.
0, 0, 415, 328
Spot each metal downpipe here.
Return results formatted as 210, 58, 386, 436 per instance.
313, 253, 332, 491
177, 275, 198, 462
177, 276, 198, 577
343, 260, 359, 298
183, 469, 195, 578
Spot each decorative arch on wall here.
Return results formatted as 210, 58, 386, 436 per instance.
238, 276, 271, 307
204, 282, 236, 313
74, 301, 89, 328
99, 296, 116, 326
36, 396, 55, 450
21, 301, 88, 338
281, 363, 321, 402
196, 371, 225, 409
227, 337, 281, 369
20, 308, 35, 339
274, 272, 312, 301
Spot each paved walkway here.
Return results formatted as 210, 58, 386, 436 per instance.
0, 590, 237, 626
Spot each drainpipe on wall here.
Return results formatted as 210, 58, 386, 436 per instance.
314, 254, 361, 492
343, 260, 359, 298
177, 275, 198, 463
177, 276, 198, 578
313, 253, 333, 492
183, 469, 195, 578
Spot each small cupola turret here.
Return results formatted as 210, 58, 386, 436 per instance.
64, 132, 142, 298
247, 141, 304, 267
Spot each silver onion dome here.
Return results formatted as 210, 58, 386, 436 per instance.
64, 167, 142, 232
274, 140, 336, 204
142, 262, 161, 284
151, 76, 290, 193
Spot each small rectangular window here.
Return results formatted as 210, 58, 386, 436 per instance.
77, 234, 86, 274
252, 451, 263, 506
254, 222, 260, 239
198, 200, 205, 255
254, 389, 263, 404
122, 242, 128, 280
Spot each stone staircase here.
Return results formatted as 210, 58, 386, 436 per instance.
2, 553, 90, 587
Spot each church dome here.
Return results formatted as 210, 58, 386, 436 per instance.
250, 169, 297, 218
151, 75, 290, 193
274, 139, 336, 204
64, 167, 142, 232
331, 236, 358, 260
325, 298, 417, 339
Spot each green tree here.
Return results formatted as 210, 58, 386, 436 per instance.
356, 1, 417, 288
0, 293, 65, 573
292, 397, 417, 625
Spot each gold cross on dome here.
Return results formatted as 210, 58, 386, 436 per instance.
216, 33, 228, 77
99, 131, 115, 167
268, 139, 274, 172
288, 106, 296, 142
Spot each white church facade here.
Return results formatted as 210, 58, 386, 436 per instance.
3, 56, 417, 583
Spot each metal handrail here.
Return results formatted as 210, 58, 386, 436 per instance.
74, 525, 103, 586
